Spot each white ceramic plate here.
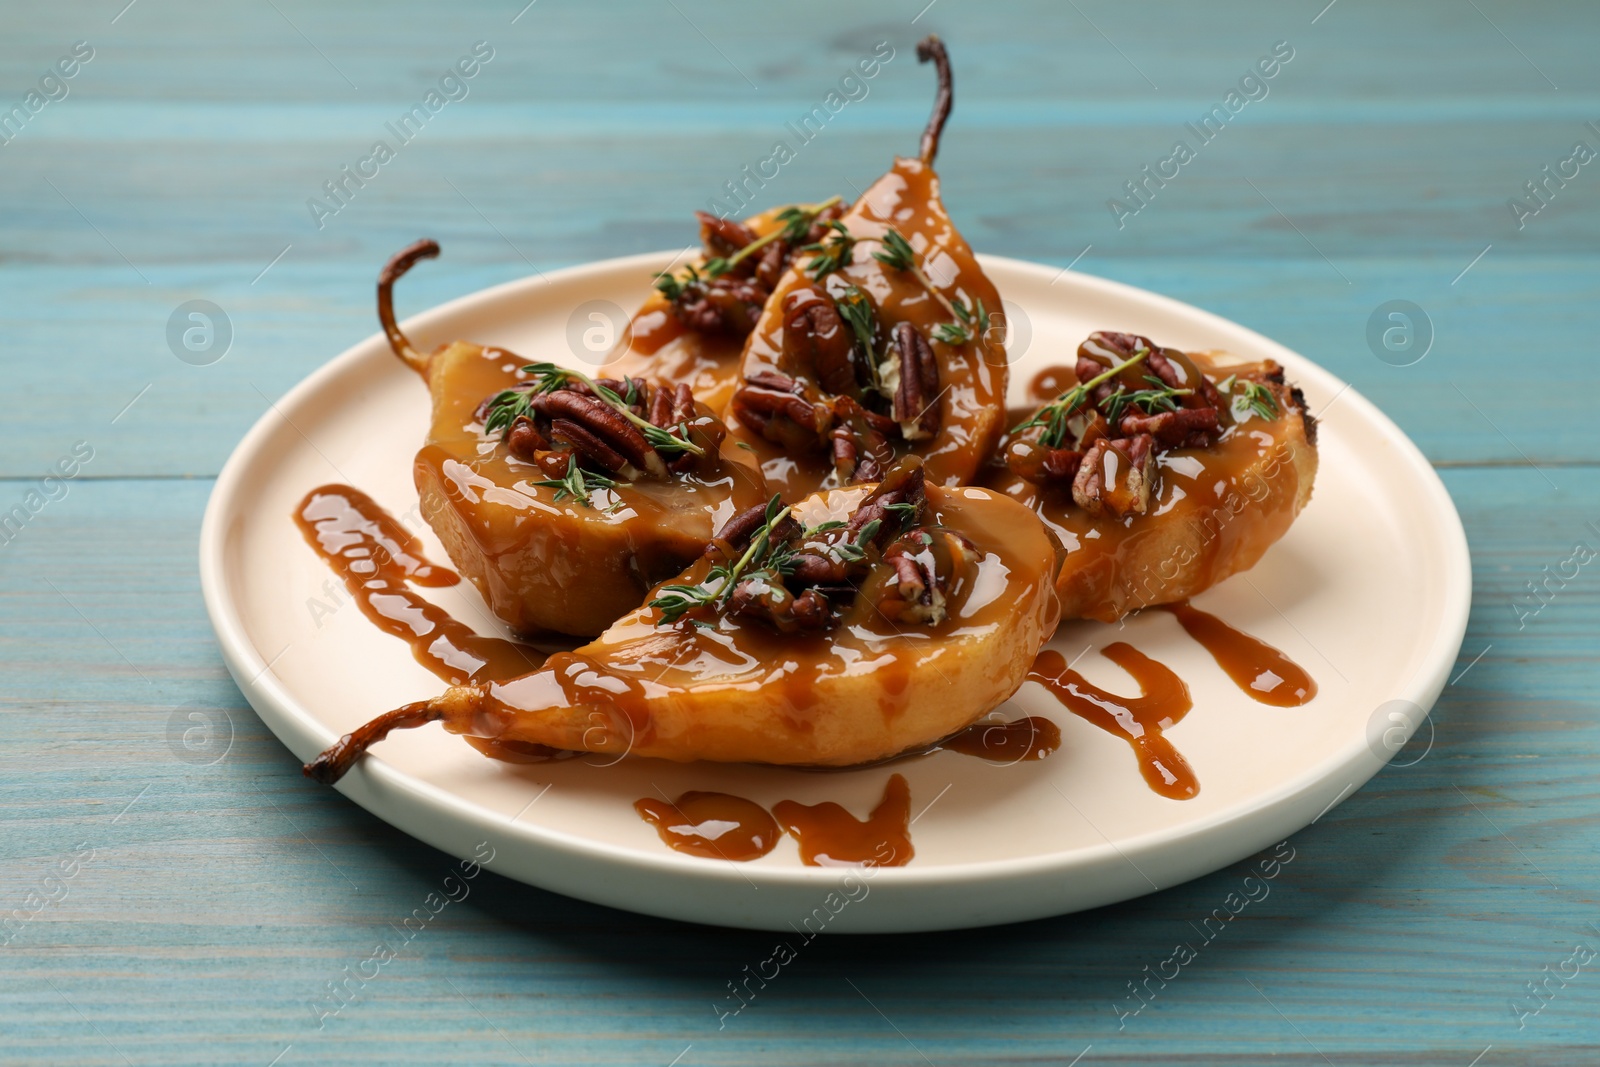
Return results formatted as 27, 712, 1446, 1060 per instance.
200, 251, 1470, 932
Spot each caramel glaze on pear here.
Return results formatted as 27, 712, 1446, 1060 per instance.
985, 349, 1318, 623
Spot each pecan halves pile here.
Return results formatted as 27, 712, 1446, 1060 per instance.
1079, 330, 1224, 449
537, 389, 661, 478
672, 275, 768, 337
731, 284, 943, 485
861, 463, 972, 626
704, 459, 938, 634
502, 377, 713, 482
1009, 331, 1240, 514
669, 204, 844, 338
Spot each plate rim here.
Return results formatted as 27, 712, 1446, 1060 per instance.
199, 250, 1472, 912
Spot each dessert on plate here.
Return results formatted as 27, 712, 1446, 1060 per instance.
722, 37, 1009, 499
986, 330, 1318, 622
306, 459, 1062, 782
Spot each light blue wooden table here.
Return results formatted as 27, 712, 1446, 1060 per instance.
3, 1, 1597, 1063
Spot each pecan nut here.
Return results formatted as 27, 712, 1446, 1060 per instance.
1118, 405, 1220, 449
727, 579, 832, 633
696, 210, 757, 263
673, 276, 769, 337
781, 283, 858, 397
708, 503, 802, 559
1003, 436, 1083, 486
506, 415, 549, 462
730, 375, 833, 453
830, 397, 894, 485
754, 240, 788, 290
550, 417, 631, 475
891, 322, 941, 440
874, 528, 975, 626
531, 390, 665, 478
1072, 434, 1157, 518
848, 459, 928, 544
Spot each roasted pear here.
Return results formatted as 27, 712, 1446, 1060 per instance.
597, 199, 846, 413
379, 240, 768, 638
721, 35, 1008, 499
304, 459, 1062, 782
985, 331, 1318, 622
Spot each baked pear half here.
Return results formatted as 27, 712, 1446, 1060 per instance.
305, 459, 1062, 782
985, 331, 1318, 622
379, 240, 769, 638
722, 36, 1009, 499
596, 199, 846, 414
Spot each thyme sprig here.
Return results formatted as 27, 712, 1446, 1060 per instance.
870, 228, 917, 272
932, 297, 991, 346
1101, 376, 1195, 425
1216, 375, 1281, 422
531, 455, 619, 510
1013, 349, 1152, 448
651, 263, 705, 304
801, 221, 856, 280
822, 519, 882, 565
835, 284, 884, 393
649, 496, 794, 624
653, 196, 844, 297
484, 363, 704, 457
871, 227, 986, 347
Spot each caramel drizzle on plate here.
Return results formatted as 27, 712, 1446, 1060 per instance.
294, 484, 541, 686
1029, 643, 1198, 800
1161, 599, 1317, 707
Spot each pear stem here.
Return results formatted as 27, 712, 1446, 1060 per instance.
377, 238, 441, 375
303, 699, 443, 784
916, 35, 953, 165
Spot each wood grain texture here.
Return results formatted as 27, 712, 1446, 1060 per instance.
1, 0, 1597, 1063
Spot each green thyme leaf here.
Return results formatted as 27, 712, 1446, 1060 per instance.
532, 455, 620, 509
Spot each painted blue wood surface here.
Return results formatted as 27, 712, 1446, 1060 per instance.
2, 1, 1597, 1063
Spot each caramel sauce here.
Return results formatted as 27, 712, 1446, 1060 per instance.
463, 483, 1060, 767
940, 715, 1061, 762
985, 354, 1315, 622
1027, 364, 1077, 403
730, 157, 1008, 499
601, 305, 745, 414
635, 791, 781, 862
1029, 644, 1198, 800
295, 485, 541, 685
1162, 600, 1317, 706
413, 340, 768, 637
772, 774, 914, 867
